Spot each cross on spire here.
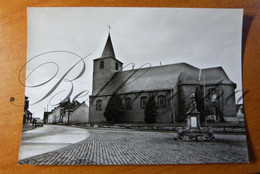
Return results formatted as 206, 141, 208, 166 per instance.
101, 30, 115, 58
107, 25, 112, 34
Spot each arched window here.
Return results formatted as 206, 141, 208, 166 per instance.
96, 100, 102, 111
208, 88, 217, 102
115, 62, 119, 71
157, 95, 166, 108
140, 96, 148, 108
125, 97, 132, 110
100, 61, 104, 69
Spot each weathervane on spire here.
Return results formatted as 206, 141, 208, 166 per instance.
107, 25, 112, 34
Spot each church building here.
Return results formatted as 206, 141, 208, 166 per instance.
89, 34, 238, 123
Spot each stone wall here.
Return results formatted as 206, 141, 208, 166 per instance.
89, 95, 108, 122
221, 85, 237, 122
92, 58, 123, 93
89, 89, 178, 123
89, 84, 237, 123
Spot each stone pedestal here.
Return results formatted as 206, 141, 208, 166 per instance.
177, 93, 215, 141
224, 116, 239, 123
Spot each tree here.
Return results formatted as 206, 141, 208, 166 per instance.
104, 94, 124, 123
144, 95, 158, 123
195, 86, 206, 122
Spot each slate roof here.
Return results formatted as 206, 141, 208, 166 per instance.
200, 67, 236, 85
71, 101, 82, 111
94, 34, 123, 64
92, 62, 236, 96
101, 34, 116, 58
91, 34, 235, 97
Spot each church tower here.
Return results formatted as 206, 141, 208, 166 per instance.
92, 33, 123, 94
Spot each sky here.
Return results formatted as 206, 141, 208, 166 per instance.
25, 7, 244, 118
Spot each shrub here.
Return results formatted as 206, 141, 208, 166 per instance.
144, 95, 157, 123
104, 94, 124, 123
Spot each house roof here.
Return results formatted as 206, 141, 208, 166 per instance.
200, 67, 236, 85
178, 66, 235, 86
92, 62, 236, 96
72, 102, 88, 112
71, 101, 81, 111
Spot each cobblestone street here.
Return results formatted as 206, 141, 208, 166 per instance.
19, 127, 249, 165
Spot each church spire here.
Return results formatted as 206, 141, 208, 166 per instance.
101, 33, 116, 58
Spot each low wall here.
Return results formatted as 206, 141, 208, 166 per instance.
81, 122, 246, 133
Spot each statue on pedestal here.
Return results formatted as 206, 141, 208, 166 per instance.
177, 92, 215, 141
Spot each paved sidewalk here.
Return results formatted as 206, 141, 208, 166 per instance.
22, 123, 35, 132
19, 128, 249, 165
19, 125, 91, 160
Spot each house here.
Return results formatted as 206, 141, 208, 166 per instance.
89, 34, 238, 123
47, 100, 89, 125
47, 105, 61, 124
47, 99, 73, 124
43, 111, 52, 124
62, 101, 89, 125
23, 96, 32, 124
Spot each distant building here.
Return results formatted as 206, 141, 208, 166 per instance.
89, 34, 238, 123
63, 101, 89, 125
23, 96, 32, 124
47, 99, 89, 125
43, 111, 52, 124
48, 105, 61, 124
